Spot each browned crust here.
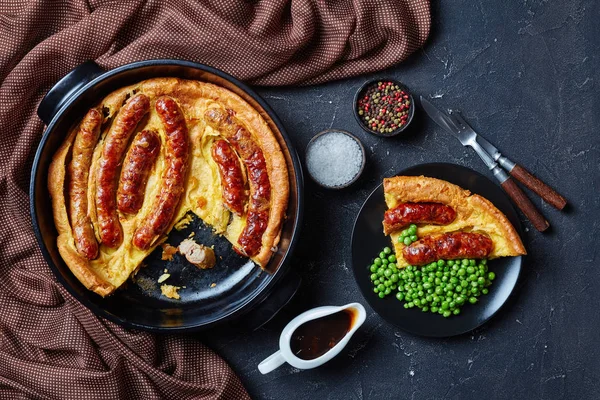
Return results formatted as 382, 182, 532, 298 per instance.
469, 194, 527, 255
383, 175, 470, 210
48, 128, 115, 296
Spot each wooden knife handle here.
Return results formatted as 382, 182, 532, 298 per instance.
510, 164, 567, 210
501, 177, 550, 232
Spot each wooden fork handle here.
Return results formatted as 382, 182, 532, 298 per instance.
509, 164, 567, 210
501, 177, 550, 232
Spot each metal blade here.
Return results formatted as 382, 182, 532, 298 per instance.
447, 111, 502, 160
420, 96, 470, 145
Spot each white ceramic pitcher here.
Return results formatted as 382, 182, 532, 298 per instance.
258, 302, 366, 374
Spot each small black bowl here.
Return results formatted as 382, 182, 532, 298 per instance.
305, 129, 366, 189
353, 78, 415, 137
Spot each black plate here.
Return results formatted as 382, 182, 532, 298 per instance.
31, 60, 303, 332
351, 163, 524, 337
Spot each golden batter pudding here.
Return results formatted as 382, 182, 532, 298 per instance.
48, 78, 289, 296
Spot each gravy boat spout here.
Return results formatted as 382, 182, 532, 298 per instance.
258, 302, 366, 374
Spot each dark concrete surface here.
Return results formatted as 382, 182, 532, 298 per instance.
200, 1, 599, 399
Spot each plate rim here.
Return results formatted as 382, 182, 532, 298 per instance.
350, 162, 524, 338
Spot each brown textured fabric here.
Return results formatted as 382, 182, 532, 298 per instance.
0, 0, 430, 399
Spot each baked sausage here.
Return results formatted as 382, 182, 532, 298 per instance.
133, 96, 189, 250
117, 129, 160, 214
68, 108, 102, 259
204, 108, 270, 257
403, 232, 493, 266
96, 93, 150, 248
211, 139, 247, 216
383, 202, 456, 235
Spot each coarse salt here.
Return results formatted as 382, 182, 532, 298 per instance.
306, 131, 363, 187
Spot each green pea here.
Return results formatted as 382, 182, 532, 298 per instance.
370, 273, 378, 281
469, 275, 477, 282
370, 264, 378, 273
374, 287, 379, 293
477, 277, 486, 285
383, 247, 391, 255
388, 255, 397, 262
455, 285, 462, 292
391, 274, 399, 283
403, 303, 409, 309
377, 283, 385, 291
408, 224, 417, 234
453, 308, 460, 315
431, 306, 439, 313
389, 263, 396, 269
379, 252, 386, 259
471, 281, 479, 288
466, 266, 475, 274
462, 259, 470, 266
469, 297, 478, 304
398, 236, 404, 243
469, 259, 476, 266
396, 292, 404, 301
401, 229, 410, 237
441, 301, 449, 310
443, 310, 451, 318
384, 269, 393, 278
456, 296, 465, 304
458, 268, 466, 276
437, 260, 445, 267
378, 292, 385, 298
482, 288, 489, 295
409, 235, 418, 242
413, 299, 421, 307
374, 279, 380, 285
449, 301, 456, 309
374, 258, 382, 266
422, 306, 429, 312
403, 237, 412, 246
391, 284, 397, 290
447, 260, 455, 266
377, 268, 384, 277
407, 302, 414, 308
382, 259, 389, 265
385, 280, 392, 287
384, 288, 391, 295
488, 272, 496, 281
481, 259, 487, 265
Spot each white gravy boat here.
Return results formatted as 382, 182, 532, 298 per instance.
258, 302, 366, 374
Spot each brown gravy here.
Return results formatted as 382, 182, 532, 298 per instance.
290, 309, 355, 360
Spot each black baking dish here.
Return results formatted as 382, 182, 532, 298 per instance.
31, 60, 304, 332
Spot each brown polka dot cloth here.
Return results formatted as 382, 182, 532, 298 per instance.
0, 0, 430, 398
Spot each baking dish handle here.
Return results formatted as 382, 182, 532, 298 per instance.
37, 60, 105, 125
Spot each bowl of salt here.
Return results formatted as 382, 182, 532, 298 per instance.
305, 129, 366, 189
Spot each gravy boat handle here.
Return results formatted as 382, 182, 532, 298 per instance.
258, 350, 286, 374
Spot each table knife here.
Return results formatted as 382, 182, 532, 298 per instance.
421, 96, 550, 232
447, 110, 567, 211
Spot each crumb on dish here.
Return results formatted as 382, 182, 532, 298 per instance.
160, 284, 181, 300
161, 243, 178, 261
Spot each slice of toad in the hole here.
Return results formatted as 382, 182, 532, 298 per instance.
383, 176, 526, 268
